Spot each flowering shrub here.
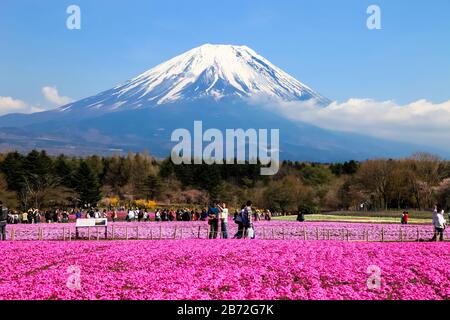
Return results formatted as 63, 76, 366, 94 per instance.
133, 200, 157, 209
0, 240, 448, 300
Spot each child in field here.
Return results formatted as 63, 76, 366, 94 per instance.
403, 212, 409, 225
400, 211, 408, 225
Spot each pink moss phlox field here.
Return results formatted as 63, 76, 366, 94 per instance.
6, 221, 448, 241
0, 240, 448, 300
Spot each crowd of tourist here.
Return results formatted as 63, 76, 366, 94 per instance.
5, 208, 73, 224
0, 200, 448, 241
0, 204, 274, 225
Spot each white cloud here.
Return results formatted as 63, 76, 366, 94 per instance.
42, 86, 73, 106
0, 96, 32, 116
262, 98, 450, 151
0, 86, 72, 116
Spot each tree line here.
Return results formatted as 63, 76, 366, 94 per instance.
0, 150, 449, 212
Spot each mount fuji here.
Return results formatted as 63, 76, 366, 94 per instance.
0, 44, 431, 160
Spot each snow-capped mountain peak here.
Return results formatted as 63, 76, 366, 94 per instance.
113, 43, 329, 105
58, 44, 330, 113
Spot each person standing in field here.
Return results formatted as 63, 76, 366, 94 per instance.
21, 210, 28, 224
218, 203, 229, 239
33, 208, 39, 223
161, 210, 168, 222
431, 205, 447, 242
207, 202, 219, 239
127, 208, 134, 222
404, 212, 409, 225
242, 200, 254, 239
0, 201, 8, 241
182, 209, 191, 221
401, 211, 409, 225
13, 211, 19, 224
27, 209, 33, 224
200, 209, 208, 221
111, 209, 117, 222
34, 209, 41, 224
297, 208, 305, 222
143, 209, 149, 222
265, 209, 272, 221
138, 209, 144, 222
62, 210, 69, 223
233, 205, 245, 239
45, 210, 51, 223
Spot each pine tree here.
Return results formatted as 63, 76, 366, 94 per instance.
54, 155, 74, 187
74, 162, 101, 207
140, 175, 164, 200
0, 151, 26, 192
24, 150, 53, 178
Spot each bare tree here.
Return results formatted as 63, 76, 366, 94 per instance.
21, 174, 62, 209
404, 153, 443, 210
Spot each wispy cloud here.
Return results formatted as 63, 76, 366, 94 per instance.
264, 98, 450, 151
42, 86, 73, 106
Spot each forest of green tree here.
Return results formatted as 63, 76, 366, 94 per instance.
1, 150, 450, 212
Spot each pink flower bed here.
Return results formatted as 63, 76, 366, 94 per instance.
0, 240, 448, 300
6, 220, 448, 241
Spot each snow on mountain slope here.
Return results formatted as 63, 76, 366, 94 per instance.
58, 44, 330, 113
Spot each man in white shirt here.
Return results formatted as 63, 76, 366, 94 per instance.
432, 205, 447, 241
127, 209, 135, 222
218, 203, 229, 239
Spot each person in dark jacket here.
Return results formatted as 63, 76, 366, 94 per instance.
161, 210, 168, 221
182, 210, 191, 221
27, 209, 34, 224
0, 201, 8, 241
233, 206, 245, 239
242, 201, 253, 239
207, 202, 219, 239
297, 208, 305, 222
200, 209, 208, 221
45, 210, 51, 223
0, 201, 8, 240
138, 209, 144, 222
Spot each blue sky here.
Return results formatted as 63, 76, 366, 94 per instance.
1, 0, 449, 111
